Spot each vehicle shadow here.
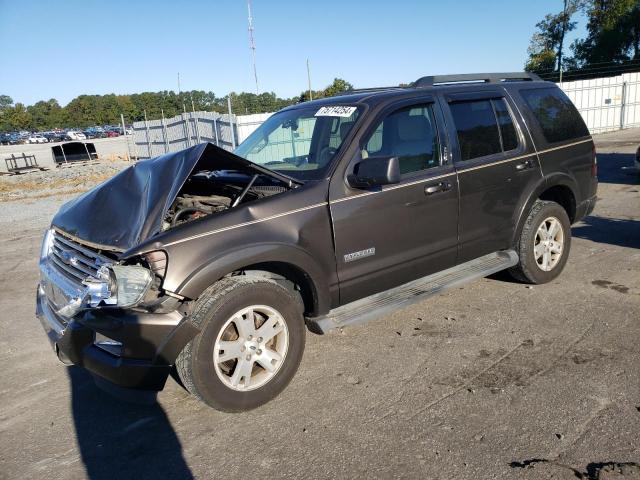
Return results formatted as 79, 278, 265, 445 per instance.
595, 152, 639, 185
572, 216, 640, 249
487, 215, 640, 285
67, 366, 194, 480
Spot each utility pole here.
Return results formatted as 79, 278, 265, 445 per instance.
307, 59, 313, 101
247, 0, 259, 94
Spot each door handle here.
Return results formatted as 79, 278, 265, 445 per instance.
425, 181, 451, 195
515, 159, 534, 171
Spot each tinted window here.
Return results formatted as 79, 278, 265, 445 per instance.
363, 104, 440, 175
493, 99, 518, 151
450, 100, 502, 160
521, 87, 589, 143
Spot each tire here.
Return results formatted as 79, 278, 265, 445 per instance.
175, 276, 305, 412
509, 200, 571, 284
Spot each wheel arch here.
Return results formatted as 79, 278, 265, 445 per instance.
174, 243, 332, 317
512, 174, 578, 246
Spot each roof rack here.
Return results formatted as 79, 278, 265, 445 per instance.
345, 86, 406, 94
412, 72, 542, 88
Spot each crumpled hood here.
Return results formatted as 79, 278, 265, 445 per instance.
52, 143, 287, 252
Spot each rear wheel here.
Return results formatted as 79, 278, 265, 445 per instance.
509, 200, 571, 284
176, 276, 305, 412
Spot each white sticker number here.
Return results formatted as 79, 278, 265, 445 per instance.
315, 106, 357, 118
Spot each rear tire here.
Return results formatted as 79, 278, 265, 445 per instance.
175, 276, 305, 412
509, 200, 571, 284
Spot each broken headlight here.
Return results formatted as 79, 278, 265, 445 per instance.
40, 228, 54, 261
109, 265, 154, 307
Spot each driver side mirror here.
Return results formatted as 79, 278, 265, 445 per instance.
347, 156, 401, 188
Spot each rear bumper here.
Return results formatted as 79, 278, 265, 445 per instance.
36, 285, 198, 391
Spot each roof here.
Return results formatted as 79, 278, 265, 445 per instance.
283, 72, 548, 111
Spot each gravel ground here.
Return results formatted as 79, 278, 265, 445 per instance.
0, 130, 638, 480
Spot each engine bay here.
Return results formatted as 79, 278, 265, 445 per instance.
163, 170, 289, 230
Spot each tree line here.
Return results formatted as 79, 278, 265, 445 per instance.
0, 78, 353, 132
525, 0, 640, 80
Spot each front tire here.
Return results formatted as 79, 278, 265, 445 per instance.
509, 200, 571, 284
175, 276, 305, 412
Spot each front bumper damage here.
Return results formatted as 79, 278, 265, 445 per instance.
36, 262, 198, 392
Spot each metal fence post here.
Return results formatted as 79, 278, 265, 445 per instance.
213, 115, 220, 146
144, 110, 152, 158
228, 96, 236, 150
182, 112, 190, 148
121, 113, 131, 161
620, 81, 628, 130
161, 109, 169, 153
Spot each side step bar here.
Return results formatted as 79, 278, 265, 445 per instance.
308, 250, 518, 334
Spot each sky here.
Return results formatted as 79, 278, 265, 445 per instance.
0, 0, 586, 106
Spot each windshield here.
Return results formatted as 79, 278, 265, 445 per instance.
234, 105, 361, 181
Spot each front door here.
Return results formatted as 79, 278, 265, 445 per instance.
330, 100, 459, 305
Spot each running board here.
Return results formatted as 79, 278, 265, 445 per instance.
308, 250, 518, 334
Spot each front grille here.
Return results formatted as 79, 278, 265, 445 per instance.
49, 231, 114, 287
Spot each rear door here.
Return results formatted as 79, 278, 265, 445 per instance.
441, 89, 542, 262
330, 97, 459, 304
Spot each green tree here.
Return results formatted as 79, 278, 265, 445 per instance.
27, 99, 64, 129
6, 103, 32, 130
525, 1, 583, 74
322, 78, 354, 97
571, 0, 640, 65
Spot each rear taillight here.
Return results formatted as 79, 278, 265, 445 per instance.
591, 144, 597, 178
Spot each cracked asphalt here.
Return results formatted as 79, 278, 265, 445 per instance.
0, 129, 638, 479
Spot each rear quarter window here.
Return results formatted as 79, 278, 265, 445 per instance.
520, 87, 589, 144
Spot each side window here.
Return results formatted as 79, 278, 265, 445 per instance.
362, 104, 440, 175
450, 98, 519, 161
520, 87, 589, 143
493, 99, 518, 151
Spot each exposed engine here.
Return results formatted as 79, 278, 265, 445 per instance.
163, 170, 289, 230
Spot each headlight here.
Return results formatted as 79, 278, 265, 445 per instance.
110, 265, 154, 307
40, 228, 54, 261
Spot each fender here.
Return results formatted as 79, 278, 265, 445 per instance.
511, 172, 579, 245
174, 242, 332, 316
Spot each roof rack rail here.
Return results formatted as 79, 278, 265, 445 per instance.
346, 86, 405, 94
412, 72, 542, 88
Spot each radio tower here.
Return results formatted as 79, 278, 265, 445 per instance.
247, 0, 259, 94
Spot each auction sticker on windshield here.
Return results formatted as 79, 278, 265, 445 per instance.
315, 106, 357, 117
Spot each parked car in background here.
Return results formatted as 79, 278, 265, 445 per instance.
4, 133, 22, 145
105, 129, 120, 137
66, 131, 86, 141
27, 134, 49, 144
44, 132, 67, 143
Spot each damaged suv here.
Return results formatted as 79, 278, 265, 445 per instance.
37, 73, 597, 411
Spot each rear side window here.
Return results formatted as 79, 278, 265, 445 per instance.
520, 87, 589, 143
449, 98, 519, 161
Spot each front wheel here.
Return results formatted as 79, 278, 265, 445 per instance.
509, 200, 571, 284
175, 276, 305, 412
